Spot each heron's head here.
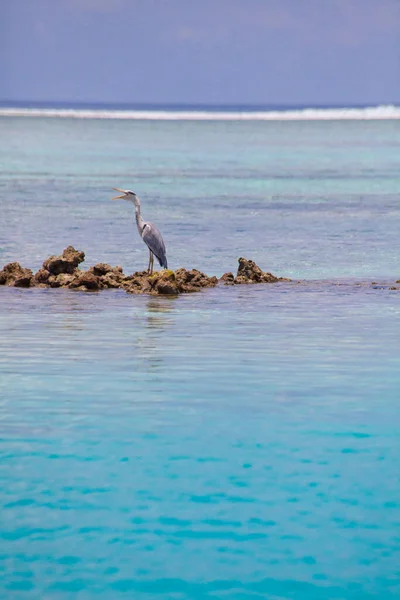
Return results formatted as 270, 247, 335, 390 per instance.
111, 188, 138, 204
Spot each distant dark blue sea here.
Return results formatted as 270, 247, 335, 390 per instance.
0, 113, 399, 599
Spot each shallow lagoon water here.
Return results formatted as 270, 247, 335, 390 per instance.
0, 117, 400, 599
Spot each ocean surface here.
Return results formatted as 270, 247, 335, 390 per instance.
0, 111, 399, 599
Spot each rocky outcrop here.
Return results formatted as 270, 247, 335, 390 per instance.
90, 264, 128, 289
0, 262, 33, 287
3, 249, 398, 295
174, 268, 218, 293
220, 272, 235, 285
236, 257, 281, 283
43, 246, 85, 275
122, 268, 218, 295
0, 248, 286, 296
68, 271, 101, 291
220, 257, 290, 285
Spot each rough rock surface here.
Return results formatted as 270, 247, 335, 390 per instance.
0, 248, 286, 296
33, 268, 51, 286
69, 271, 101, 291
220, 272, 235, 285
43, 246, 85, 275
123, 268, 218, 295
2, 249, 397, 295
220, 257, 290, 285
90, 264, 127, 289
0, 262, 33, 287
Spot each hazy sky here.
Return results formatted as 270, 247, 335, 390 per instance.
1, 0, 399, 106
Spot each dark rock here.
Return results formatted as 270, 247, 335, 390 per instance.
235, 257, 280, 284
69, 271, 101, 291
0, 262, 33, 287
123, 277, 151, 295
47, 275, 60, 288
46, 273, 74, 288
123, 271, 155, 295
174, 268, 218, 293
97, 266, 127, 288
155, 281, 179, 295
100, 272, 123, 288
33, 268, 50, 285
232, 257, 290, 285
14, 270, 33, 287
122, 268, 217, 295
54, 273, 76, 287
220, 272, 235, 285
1, 247, 288, 296
90, 263, 117, 276
152, 271, 179, 295
43, 246, 85, 275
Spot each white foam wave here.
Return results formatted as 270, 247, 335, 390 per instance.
1, 105, 400, 121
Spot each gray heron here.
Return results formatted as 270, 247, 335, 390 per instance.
112, 188, 168, 275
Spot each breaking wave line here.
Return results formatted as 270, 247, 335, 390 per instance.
1, 105, 400, 121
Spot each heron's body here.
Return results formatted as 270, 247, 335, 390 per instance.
112, 188, 167, 274
139, 222, 168, 270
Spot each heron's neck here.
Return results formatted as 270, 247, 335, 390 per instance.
134, 200, 145, 234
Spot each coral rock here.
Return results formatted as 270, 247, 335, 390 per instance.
152, 271, 179, 295
54, 273, 76, 287
43, 246, 85, 275
33, 268, 50, 285
121, 271, 148, 295
122, 268, 217, 295
0, 262, 33, 287
69, 271, 101, 291
155, 281, 179, 295
220, 272, 235, 285
1, 247, 288, 296
90, 263, 116, 277
174, 268, 218, 293
96, 266, 127, 288
100, 272, 124, 288
235, 257, 280, 284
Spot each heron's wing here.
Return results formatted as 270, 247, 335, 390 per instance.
142, 222, 168, 268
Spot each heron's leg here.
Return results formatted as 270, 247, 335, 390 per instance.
150, 252, 154, 275
147, 249, 152, 273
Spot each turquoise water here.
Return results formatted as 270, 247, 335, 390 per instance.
1, 117, 400, 599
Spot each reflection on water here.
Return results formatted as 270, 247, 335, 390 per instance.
47, 290, 92, 333
145, 296, 176, 328
133, 296, 177, 372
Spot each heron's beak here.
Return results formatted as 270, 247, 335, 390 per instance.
111, 187, 127, 200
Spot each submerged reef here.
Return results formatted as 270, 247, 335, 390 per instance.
0, 246, 288, 296
2, 247, 398, 295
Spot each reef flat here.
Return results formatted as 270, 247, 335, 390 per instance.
0, 246, 289, 295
